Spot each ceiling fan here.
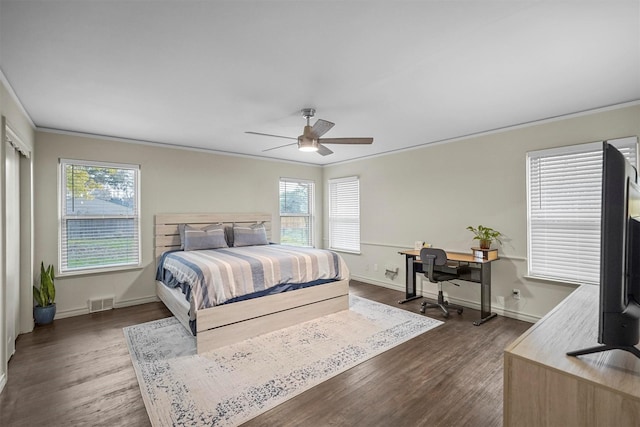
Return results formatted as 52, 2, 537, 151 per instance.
246, 108, 373, 156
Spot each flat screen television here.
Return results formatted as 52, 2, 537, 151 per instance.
567, 142, 640, 359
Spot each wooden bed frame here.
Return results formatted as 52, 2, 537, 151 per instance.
154, 212, 350, 354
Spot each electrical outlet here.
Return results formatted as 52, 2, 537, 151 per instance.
365, 264, 369, 271
374, 263, 378, 272
512, 289, 521, 300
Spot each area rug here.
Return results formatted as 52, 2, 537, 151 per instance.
124, 295, 442, 427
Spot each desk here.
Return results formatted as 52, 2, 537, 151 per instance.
398, 249, 498, 326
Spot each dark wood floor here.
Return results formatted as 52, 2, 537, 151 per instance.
0, 281, 531, 426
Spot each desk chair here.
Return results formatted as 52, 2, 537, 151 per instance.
419, 247, 464, 318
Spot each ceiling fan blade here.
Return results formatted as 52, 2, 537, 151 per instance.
316, 144, 334, 156
262, 142, 297, 152
245, 131, 297, 141
318, 137, 373, 145
311, 119, 335, 138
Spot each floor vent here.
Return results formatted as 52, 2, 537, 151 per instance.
89, 297, 115, 313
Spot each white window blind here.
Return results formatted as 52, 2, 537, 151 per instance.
527, 138, 637, 284
279, 178, 314, 247
59, 159, 141, 274
329, 176, 360, 253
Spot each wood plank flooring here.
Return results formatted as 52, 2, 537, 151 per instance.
0, 281, 531, 426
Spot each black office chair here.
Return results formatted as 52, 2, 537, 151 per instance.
419, 247, 464, 318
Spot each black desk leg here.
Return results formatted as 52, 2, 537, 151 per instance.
398, 254, 422, 304
473, 262, 498, 326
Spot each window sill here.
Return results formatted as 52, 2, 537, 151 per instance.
329, 248, 361, 255
58, 264, 143, 278
524, 275, 588, 288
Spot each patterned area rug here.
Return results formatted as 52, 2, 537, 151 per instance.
124, 295, 442, 427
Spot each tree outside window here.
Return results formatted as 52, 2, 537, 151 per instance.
279, 178, 314, 247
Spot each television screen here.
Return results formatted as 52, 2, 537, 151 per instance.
567, 142, 640, 359
628, 180, 640, 307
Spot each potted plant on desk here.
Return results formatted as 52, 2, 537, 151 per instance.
33, 262, 56, 325
466, 225, 502, 249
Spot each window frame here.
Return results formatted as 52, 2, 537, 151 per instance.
279, 177, 315, 247
328, 175, 361, 254
58, 158, 142, 276
526, 138, 638, 285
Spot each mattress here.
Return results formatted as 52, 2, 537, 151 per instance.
156, 244, 349, 322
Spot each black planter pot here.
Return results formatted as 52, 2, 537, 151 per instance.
34, 303, 56, 325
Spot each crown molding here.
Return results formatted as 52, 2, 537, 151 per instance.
324, 100, 640, 167
0, 67, 36, 129
37, 127, 323, 168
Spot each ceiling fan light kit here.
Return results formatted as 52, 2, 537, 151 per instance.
247, 108, 374, 156
297, 137, 319, 152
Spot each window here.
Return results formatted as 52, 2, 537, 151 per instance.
328, 176, 360, 253
59, 159, 141, 274
279, 178, 314, 247
527, 138, 637, 284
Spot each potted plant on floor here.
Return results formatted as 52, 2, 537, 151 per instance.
467, 225, 502, 249
33, 262, 56, 325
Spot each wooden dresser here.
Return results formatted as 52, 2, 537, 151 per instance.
504, 285, 640, 426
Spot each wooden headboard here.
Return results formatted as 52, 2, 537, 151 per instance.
154, 212, 272, 262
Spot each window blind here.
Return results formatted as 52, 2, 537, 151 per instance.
328, 176, 360, 253
279, 178, 314, 247
527, 138, 637, 284
59, 159, 141, 274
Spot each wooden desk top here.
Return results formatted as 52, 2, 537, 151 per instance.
399, 249, 497, 264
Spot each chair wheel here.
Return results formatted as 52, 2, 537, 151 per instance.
443, 312, 450, 318
457, 308, 464, 314
419, 307, 425, 314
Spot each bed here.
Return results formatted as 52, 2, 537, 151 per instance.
154, 213, 350, 354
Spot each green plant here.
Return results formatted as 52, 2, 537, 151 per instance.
466, 225, 502, 247
33, 262, 56, 307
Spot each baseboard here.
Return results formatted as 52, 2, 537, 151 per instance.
352, 276, 540, 324
422, 290, 540, 323
114, 295, 160, 309
55, 295, 160, 319
351, 274, 405, 293
55, 307, 89, 319
491, 305, 540, 323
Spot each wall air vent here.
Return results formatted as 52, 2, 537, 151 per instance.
89, 297, 114, 313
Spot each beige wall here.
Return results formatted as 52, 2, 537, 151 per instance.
323, 103, 640, 322
20, 95, 640, 328
34, 131, 322, 317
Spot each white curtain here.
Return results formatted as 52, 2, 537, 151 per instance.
5, 139, 21, 361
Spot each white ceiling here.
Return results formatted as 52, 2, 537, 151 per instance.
1, 1, 639, 165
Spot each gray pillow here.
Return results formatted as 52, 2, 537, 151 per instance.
183, 224, 228, 251
178, 223, 187, 249
233, 223, 268, 247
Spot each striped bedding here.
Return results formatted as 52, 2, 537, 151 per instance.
158, 244, 349, 320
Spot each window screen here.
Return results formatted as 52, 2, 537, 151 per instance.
527, 138, 637, 284
328, 176, 360, 253
59, 159, 141, 274
279, 178, 314, 247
